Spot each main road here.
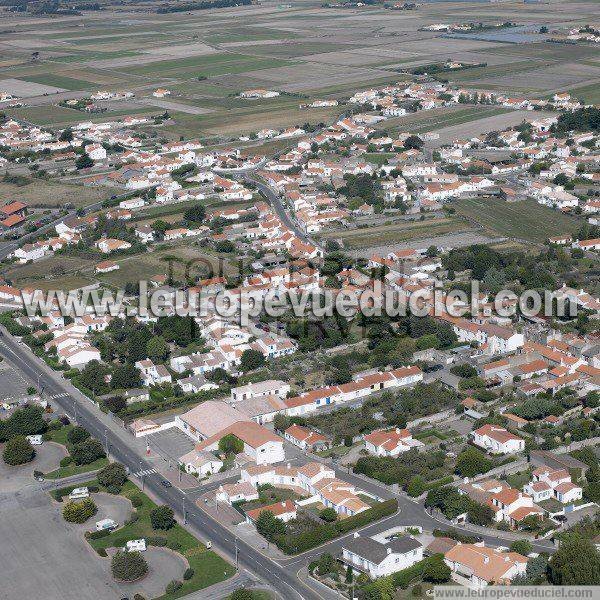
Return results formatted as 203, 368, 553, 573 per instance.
0, 327, 557, 600
0, 328, 323, 600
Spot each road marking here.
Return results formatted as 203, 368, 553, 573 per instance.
47, 392, 69, 400
133, 468, 156, 477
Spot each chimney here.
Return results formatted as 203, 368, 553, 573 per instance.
483, 556, 489, 564
387, 547, 392, 555
395, 427, 400, 434
286, 462, 291, 469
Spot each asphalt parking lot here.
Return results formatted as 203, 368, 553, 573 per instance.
0, 359, 31, 405
146, 427, 195, 462
0, 487, 124, 600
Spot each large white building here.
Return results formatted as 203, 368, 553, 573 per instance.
341, 533, 423, 579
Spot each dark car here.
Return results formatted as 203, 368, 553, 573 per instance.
424, 363, 443, 373
161, 480, 173, 488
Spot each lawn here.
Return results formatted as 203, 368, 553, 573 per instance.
504, 469, 532, 490
89, 481, 235, 598
43, 424, 109, 479
320, 217, 468, 249
453, 197, 583, 243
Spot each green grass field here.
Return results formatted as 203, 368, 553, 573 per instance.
453, 197, 583, 243
87, 480, 235, 598
21, 73, 96, 90
567, 82, 600, 105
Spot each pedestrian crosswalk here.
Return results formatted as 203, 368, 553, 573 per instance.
134, 469, 156, 478
47, 393, 69, 400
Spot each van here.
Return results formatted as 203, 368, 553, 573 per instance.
206, 541, 212, 549
26, 435, 43, 446
68, 487, 90, 500
125, 539, 146, 552
96, 518, 118, 531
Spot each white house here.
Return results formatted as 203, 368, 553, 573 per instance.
364, 428, 424, 456
178, 449, 223, 477
471, 425, 525, 455
85, 144, 107, 161
341, 533, 423, 579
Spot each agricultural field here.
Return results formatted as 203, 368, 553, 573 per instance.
453, 197, 585, 244
0, 179, 109, 209
320, 216, 470, 250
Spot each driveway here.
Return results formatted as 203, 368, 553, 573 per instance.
0, 441, 67, 493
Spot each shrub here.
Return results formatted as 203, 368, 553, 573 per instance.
59, 456, 73, 467
412, 584, 423, 597
111, 550, 148, 582
130, 494, 143, 508
62, 498, 97, 523
88, 529, 111, 540
133, 595, 146, 600
3, 436, 35, 465
150, 505, 176, 530
165, 580, 182, 594
183, 568, 194, 580
167, 539, 182, 551
147, 536, 168, 547
97, 547, 107, 557
422, 556, 451, 583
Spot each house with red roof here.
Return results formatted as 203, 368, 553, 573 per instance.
471, 424, 525, 455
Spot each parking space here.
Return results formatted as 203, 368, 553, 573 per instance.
146, 427, 195, 462
0, 359, 32, 406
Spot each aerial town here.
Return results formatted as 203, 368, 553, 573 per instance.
0, 0, 599, 599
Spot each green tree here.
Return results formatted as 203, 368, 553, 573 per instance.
510, 540, 533, 556
184, 204, 206, 223
406, 475, 426, 498
97, 462, 128, 493
150, 505, 176, 530
111, 550, 148, 582
317, 552, 336, 576
62, 498, 97, 523
71, 439, 106, 465
240, 349, 265, 372
79, 360, 111, 395
404, 135, 424, 150
319, 507, 338, 522
75, 153, 93, 170
255, 510, 286, 542
455, 447, 492, 478
146, 336, 169, 361
422, 556, 451, 583
2, 436, 35, 465
3, 405, 47, 439
111, 363, 142, 390
67, 426, 91, 445
549, 537, 600, 585
218, 434, 244, 455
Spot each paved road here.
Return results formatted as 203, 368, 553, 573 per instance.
244, 174, 322, 251
0, 330, 320, 600
0, 328, 558, 600
0, 190, 132, 261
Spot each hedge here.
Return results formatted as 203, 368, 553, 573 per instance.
274, 499, 398, 554
335, 499, 397, 534
423, 476, 454, 491
391, 554, 446, 589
